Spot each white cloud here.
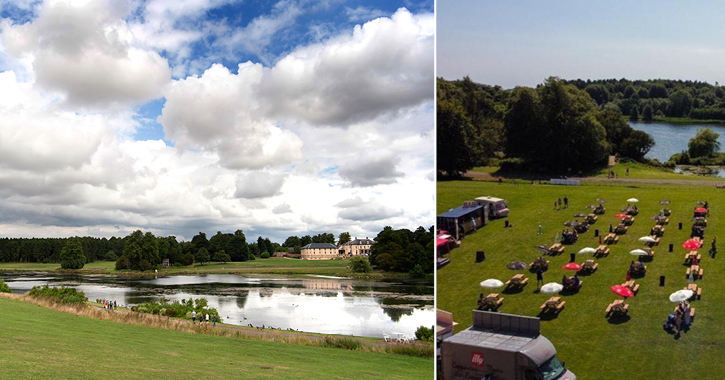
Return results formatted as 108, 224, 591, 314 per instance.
1, 0, 171, 109
337, 198, 404, 222
234, 171, 287, 199
259, 8, 434, 126
338, 152, 404, 187
272, 203, 292, 214
344, 6, 387, 22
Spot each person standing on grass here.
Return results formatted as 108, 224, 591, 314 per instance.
536, 268, 544, 289
206, 312, 209, 325
557, 198, 562, 209
114, 300, 117, 310
213, 314, 217, 327
563, 196, 568, 209
192, 310, 196, 324
554, 200, 558, 210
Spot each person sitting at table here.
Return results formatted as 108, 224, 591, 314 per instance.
572, 275, 580, 288
629, 261, 636, 273
477, 293, 486, 310
562, 275, 569, 287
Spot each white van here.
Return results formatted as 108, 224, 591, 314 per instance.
475, 196, 510, 218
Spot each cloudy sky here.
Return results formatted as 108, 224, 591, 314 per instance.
0, 0, 434, 243
438, 0, 725, 88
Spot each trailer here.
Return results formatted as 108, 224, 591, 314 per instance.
440, 310, 576, 380
475, 196, 509, 218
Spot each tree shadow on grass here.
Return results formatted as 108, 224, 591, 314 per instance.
502, 287, 525, 295
537, 312, 561, 321
606, 315, 631, 325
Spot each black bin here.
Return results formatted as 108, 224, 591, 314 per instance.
660, 275, 665, 287
594, 229, 599, 237
679, 222, 683, 230
476, 251, 485, 262
669, 243, 674, 252
570, 253, 576, 263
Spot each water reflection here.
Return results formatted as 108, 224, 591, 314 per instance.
0, 273, 432, 337
630, 122, 725, 162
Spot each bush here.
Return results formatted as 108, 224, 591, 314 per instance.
415, 326, 434, 342
260, 252, 270, 259
350, 256, 373, 273
172, 262, 182, 267
28, 285, 86, 304
322, 336, 362, 350
139, 260, 152, 271
249, 255, 256, 260
104, 250, 118, 261
181, 253, 194, 266
0, 280, 11, 293
115, 255, 128, 270
409, 264, 426, 278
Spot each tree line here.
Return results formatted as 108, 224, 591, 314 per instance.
437, 76, 657, 176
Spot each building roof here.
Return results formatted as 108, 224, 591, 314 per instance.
301, 243, 337, 249
438, 204, 484, 219
341, 238, 375, 246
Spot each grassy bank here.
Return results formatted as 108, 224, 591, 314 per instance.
438, 180, 725, 379
0, 295, 432, 379
651, 116, 725, 125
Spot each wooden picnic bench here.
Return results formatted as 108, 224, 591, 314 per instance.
651, 225, 665, 236
586, 214, 598, 223
674, 306, 696, 320
595, 245, 610, 257
623, 217, 635, 226
604, 233, 619, 244
505, 274, 529, 288
605, 300, 629, 317
548, 243, 565, 255
684, 252, 701, 264
623, 280, 640, 294
529, 259, 549, 270
582, 260, 598, 273
540, 297, 565, 314
656, 218, 669, 225
687, 283, 702, 300
614, 224, 628, 235
686, 265, 704, 279
646, 236, 660, 246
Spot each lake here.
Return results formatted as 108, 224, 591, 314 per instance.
630, 121, 725, 162
0, 273, 433, 338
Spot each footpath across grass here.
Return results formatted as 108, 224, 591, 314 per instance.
438, 180, 725, 379
0, 295, 431, 379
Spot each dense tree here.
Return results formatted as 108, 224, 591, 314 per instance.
597, 104, 633, 153
60, 237, 85, 269
437, 98, 479, 177
688, 128, 721, 157
256, 236, 265, 256
195, 247, 210, 264
283, 236, 300, 247
337, 232, 351, 246
620, 130, 655, 161
263, 238, 274, 256
191, 232, 209, 253
300, 235, 312, 246
369, 226, 433, 274
649, 83, 668, 98
504, 86, 541, 159
629, 107, 639, 121
668, 89, 694, 117
312, 233, 335, 244
228, 230, 250, 262
585, 84, 610, 105
349, 256, 372, 273
642, 104, 654, 122
213, 250, 230, 263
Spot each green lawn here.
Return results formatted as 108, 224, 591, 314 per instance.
438, 180, 725, 379
589, 161, 723, 181
0, 296, 431, 379
0, 257, 354, 276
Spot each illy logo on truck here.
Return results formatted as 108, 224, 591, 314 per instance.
471, 352, 485, 367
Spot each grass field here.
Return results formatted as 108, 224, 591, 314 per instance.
438, 180, 725, 379
0, 257, 356, 276
0, 296, 432, 379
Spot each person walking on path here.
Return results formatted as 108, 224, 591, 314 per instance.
536, 268, 544, 289
626, 167, 629, 176
213, 314, 217, 327
192, 310, 196, 324
538, 223, 543, 235
563, 196, 568, 209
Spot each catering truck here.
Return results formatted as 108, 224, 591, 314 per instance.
440, 310, 576, 380
475, 196, 509, 219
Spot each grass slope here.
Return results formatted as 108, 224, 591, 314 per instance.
438, 180, 725, 380
0, 296, 431, 379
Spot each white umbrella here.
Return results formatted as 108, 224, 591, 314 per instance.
578, 247, 597, 254
630, 249, 648, 256
540, 282, 563, 294
669, 290, 694, 303
638, 236, 656, 243
627, 198, 639, 203
480, 279, 504, 288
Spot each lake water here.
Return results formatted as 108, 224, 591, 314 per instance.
630, 121, 725, 162
0, 273, 433, 338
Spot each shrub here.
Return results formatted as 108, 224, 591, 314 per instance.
115, 255, 128, 270
139, 260, 152, 271
0, 280, 11, 293
249, 255, 256, 260
322, 336, 362, 350
172, 262, 182, 267
415, 326, 434, 342
261, 252, 270, 259
104, 250, 118, 261
388, 344, 434, 358
350, 256, 373, 273
409, 264, 426, 278
181, 253, 194, 266
28, 285, 86, 304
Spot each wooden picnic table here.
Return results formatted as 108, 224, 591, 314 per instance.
582, 259, 598, 272
623, 280, 640, 294
605, 299, 629, 317
684, 251, 701, 264
686, 283, 703, 300
614, 224, 628, 234
595, 245, 610, 257
656, 218, 669, 225
548, 243, 565, 255
505, 274, 528, 288
686, 264, 704, 279
540, 296, 566, 314
604, 233, 619, 244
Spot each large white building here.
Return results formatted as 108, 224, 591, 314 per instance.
300, 243, 338, 260
338, 237, 375, 257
